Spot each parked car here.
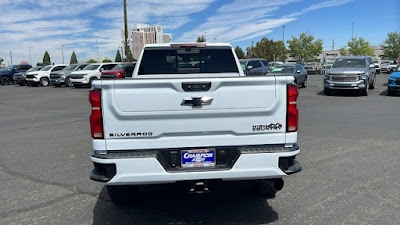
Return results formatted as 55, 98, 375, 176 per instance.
372, 59, 381, 74
269, 61, 284, 71
0, 64, 32, 85
50, 63, 89, 87
26, 64, 67, 87
304, 62, 321, 74
324, 56, 376, 96
381, 61, 398, 73
13, 66, 43, 86
239, 58, 270, 75
70, 63, 118, 88
101, 62, 136, 79
268, 64, 308, 87
387, 65, 400, 96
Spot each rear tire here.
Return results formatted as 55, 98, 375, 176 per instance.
1, 76, 11, 85
107, 185, 136, 204
39, 78, 50, 87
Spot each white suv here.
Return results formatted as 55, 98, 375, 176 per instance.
70, 63, 118, 87
26, 64, 67, 86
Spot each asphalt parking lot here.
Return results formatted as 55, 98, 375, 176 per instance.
0, 73, 399, 225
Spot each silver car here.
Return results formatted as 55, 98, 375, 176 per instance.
324, 56, 376, 96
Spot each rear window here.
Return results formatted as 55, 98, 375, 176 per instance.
138, 48, 239, 75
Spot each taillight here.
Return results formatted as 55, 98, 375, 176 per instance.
89, 89, 103, 139
170, 43, 206, 48
287, 84, 298, 132
115, 73, 124, 78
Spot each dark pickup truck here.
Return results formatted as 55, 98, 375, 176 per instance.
0, 64, 32, 85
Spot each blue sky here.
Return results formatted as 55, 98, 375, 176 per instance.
1, 0, 399, 65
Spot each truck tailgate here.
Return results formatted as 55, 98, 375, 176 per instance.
101, 76, 289, 150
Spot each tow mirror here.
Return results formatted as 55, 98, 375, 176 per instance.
99, 68, 104, 72
247, 65, 253, 70
296, 70, 301, 73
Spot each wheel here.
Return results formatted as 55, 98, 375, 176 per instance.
18, 83, 25, 86
302, 77, 307, 88
54, 84, 62, 87
359, 81, 369, 96
39, 78, 50, 86
376, 70, 380, 74
369, 77, 376, 89
74, 84, 82, 88
254, 179, 284, 198
106, 185, 136, 204
388, 87, 394, 96
324, 88, 332, 96
1, 76, 11, 85
65, 78, 73, 87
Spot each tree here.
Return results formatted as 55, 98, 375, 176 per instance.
102, 58, 112, 63
87, 59, 97, 63
339, 47, 349, 56
43, 51, 51, 65
287, 33, 323, 63
0, 58, 3, 65
70, 51, 78, 64
115, 50, 122, 62
252, 38, 287, 61
343, 37, 375, 56
380, 32, 400, 60
196, 35, 206, 42
234, 46, 245, 59
127, 49, 135, 62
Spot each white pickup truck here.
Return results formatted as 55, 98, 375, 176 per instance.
89, 43, 302, 203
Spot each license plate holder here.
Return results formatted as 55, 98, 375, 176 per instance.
181, 149, 215, 168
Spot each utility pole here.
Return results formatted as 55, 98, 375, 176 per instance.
96, 40, 99, 62
332, 40, 335, 50
352, 22, 354, 40
124, 0, 129, 61
251, 41, 254, 57
282, 25, 286, 62
29, 47, 32, 65
61, 45, 65, 64
10, 51, 13, 65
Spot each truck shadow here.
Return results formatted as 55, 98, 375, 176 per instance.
92, 181, 279, 225
316, 90, 362, 97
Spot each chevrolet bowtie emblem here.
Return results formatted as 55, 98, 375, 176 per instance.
181, 97, 213, 108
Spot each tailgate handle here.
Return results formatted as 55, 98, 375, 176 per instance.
182, 82, 211, 92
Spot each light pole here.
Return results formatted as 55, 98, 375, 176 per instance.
352, 22, 354, 40
61, 45, 65, 64
10, 51, 13, 65
123, 0, 129, 60
96, 40, 99, 62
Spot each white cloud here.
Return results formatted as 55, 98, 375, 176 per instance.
285, 0, 353, 18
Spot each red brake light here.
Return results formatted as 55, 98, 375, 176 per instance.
287, 84, 298, 132
89, 89, 103, 139
170, 43, 206, 48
